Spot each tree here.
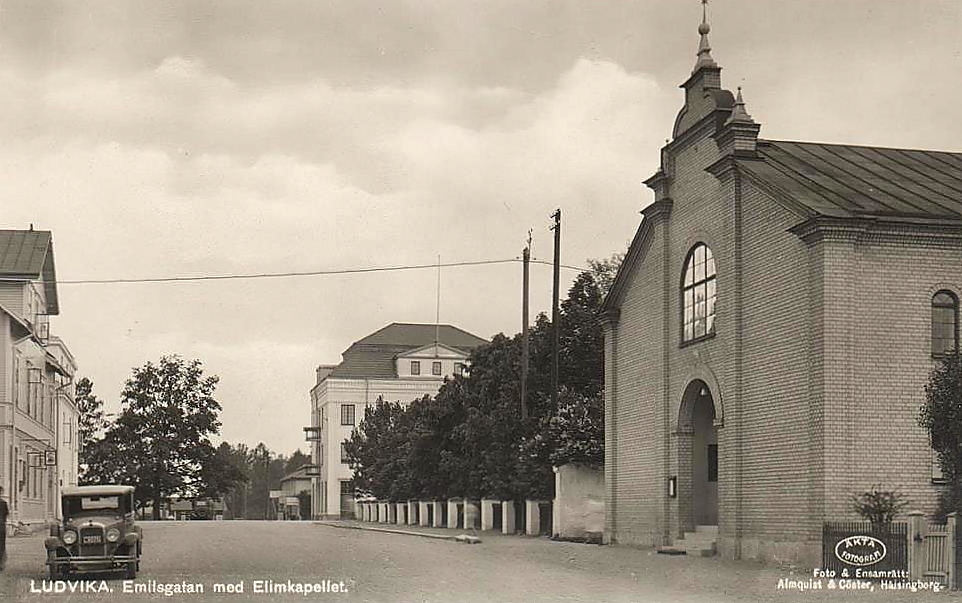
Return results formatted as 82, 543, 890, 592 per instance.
345, 255, 617, 503
75, 377, 107, 481
84, 356, 223, 518
919, 350, 962, 517
587, 251, 625, 298
198, 442, 248, 500
285, 449, 311, 475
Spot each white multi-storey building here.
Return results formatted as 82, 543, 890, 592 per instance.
307, 323, 487, 519
0, 229, 80, 530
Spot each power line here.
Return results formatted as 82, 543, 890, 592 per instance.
0, 257, 587, 286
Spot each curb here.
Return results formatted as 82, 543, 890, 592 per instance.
314, 521, 481, 544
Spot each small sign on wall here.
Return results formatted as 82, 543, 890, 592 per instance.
45, 450, 57, 466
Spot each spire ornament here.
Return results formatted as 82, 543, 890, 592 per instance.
693, 0, 718, 73
726, 87, 756, 124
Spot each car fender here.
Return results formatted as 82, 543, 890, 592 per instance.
44, 537, 62, 550
123, 532, 140, 547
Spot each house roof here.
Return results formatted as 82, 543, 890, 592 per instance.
327, 323, 487, 380
749, 140, 962, 220
0, 229, 59, 315
603, 139, 962, 313
281, 464, 314, 482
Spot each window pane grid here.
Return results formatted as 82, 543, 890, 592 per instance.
682, 244, 717, 343
932, 292, 959, 356
340, 404, 355, 426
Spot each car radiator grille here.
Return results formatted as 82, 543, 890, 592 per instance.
79, 527, 106, 557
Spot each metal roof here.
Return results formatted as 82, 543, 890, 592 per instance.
327, 323, 487, 380
751, 140, 962, 220
62, 485, 135, 496
0, 229, 59, 314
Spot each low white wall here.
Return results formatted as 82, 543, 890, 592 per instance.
553, 464, 605, 539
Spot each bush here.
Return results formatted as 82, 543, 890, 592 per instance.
851, 485, 909, 525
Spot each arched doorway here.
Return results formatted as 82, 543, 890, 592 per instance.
679, 380, 718, 527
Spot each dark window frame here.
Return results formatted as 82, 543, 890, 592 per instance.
454, 363, 465, 377
707, 444, 718, 483
411, 360, 420, 375
932, 290, 959, 358
340, 442, 350, 464
432, 361, 442, 376
681, 243, 717, 346
339, 480, 354, 496
340, 404, 355, 426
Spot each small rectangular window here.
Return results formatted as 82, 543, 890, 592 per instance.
340, 480, 353, 496
411, 361, 420, 375
340, 404, 355, 426
340, 443, 350, 464
707, 444, 718, 483
432, 361, 442, 376
454, 363, 465, 377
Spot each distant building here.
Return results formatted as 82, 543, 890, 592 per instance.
601, 11, 962, 565
307, 323, 488, 519
277, 464, 313, 520
0, 229, 80, 530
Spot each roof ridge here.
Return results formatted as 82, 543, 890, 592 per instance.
762, 138, 962, 157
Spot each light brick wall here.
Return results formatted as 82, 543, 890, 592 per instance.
825, 234, 961, 517
608, 220, 666, 547
607, 111, 960, 565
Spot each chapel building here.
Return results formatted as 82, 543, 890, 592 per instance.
600, 10, 962, 564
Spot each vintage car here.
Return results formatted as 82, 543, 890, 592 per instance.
45, 485, 142, 579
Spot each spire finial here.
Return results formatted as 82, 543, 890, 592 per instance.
726, 86, 756, 125
693, 0, 718, 73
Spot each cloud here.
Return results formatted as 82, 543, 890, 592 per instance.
0, 55, 671, 452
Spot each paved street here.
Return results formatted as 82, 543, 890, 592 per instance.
0, 520, 953, 602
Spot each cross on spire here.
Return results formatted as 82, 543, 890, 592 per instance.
693, 0, 718, 73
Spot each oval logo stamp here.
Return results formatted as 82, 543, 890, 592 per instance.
834, 535, 887, 566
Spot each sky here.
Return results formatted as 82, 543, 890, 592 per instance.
2, 0, 961, 455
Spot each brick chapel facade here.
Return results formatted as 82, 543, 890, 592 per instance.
600, 12, 962, 565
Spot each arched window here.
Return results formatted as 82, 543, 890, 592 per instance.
932, 291, 959, 356
682, 243, 716, 343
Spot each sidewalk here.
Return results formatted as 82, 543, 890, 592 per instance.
316, 519, 957, 602
315, 519, 483, 543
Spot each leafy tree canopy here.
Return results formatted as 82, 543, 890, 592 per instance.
83, 355, 229, 518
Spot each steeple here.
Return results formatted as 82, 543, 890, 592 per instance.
673, 0, 727, 138
693, 0, 718, 73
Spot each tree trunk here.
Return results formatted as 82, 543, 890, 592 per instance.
153, 495, 162, 520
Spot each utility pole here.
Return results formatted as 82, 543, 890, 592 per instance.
520, 231, 531, 420
550, 209, 561, 412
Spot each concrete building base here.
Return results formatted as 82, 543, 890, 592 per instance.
501, 500, 516, 535
418, 501, 430, 527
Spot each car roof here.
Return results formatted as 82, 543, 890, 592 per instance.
62, 485, 135, 496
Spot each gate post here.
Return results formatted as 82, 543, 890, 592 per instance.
947, 512, 957, 589
907, 511, 926, 581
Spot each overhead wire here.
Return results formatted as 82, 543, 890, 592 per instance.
0, 257, 587, 286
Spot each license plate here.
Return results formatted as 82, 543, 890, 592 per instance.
83, 535, 102, 544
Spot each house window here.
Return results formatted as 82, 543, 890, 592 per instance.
411, 361, 420, 375
340, 480, 354, 496
340, 443, 350, 464
932, 447, 946, 484
340, 404, 355, 426
432, 361, 442, 376
707, 444, 718, 483
682, 243, 717, 343
932, 291, 959, 357
454, 363, 465, 377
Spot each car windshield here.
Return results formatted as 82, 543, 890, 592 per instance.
63, 495, 125, 518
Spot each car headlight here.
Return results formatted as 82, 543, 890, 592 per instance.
106, 528, 121, 542
62, 530, 77, 545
